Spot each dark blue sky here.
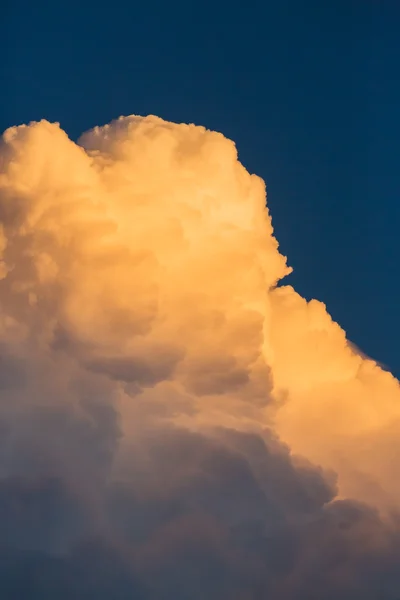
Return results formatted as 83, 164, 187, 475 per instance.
2, 1, 400, 375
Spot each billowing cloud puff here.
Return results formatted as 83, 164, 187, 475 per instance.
0, 115, 400, 598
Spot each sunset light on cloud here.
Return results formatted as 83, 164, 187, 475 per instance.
1, 115, 400, 598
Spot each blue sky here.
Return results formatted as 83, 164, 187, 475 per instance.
2, 0, 400, 375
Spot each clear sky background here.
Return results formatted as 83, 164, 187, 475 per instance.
2, 0, 400, 376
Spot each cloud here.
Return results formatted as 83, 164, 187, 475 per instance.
0, 114, 399, 598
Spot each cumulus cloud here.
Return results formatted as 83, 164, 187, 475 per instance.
0, 114, 400, 598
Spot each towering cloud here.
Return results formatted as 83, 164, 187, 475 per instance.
0, 115, 399, 598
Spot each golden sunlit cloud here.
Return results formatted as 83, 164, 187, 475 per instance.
0, 115, 399, 597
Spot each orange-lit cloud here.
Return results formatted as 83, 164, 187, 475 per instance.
0, 115, 400, 597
